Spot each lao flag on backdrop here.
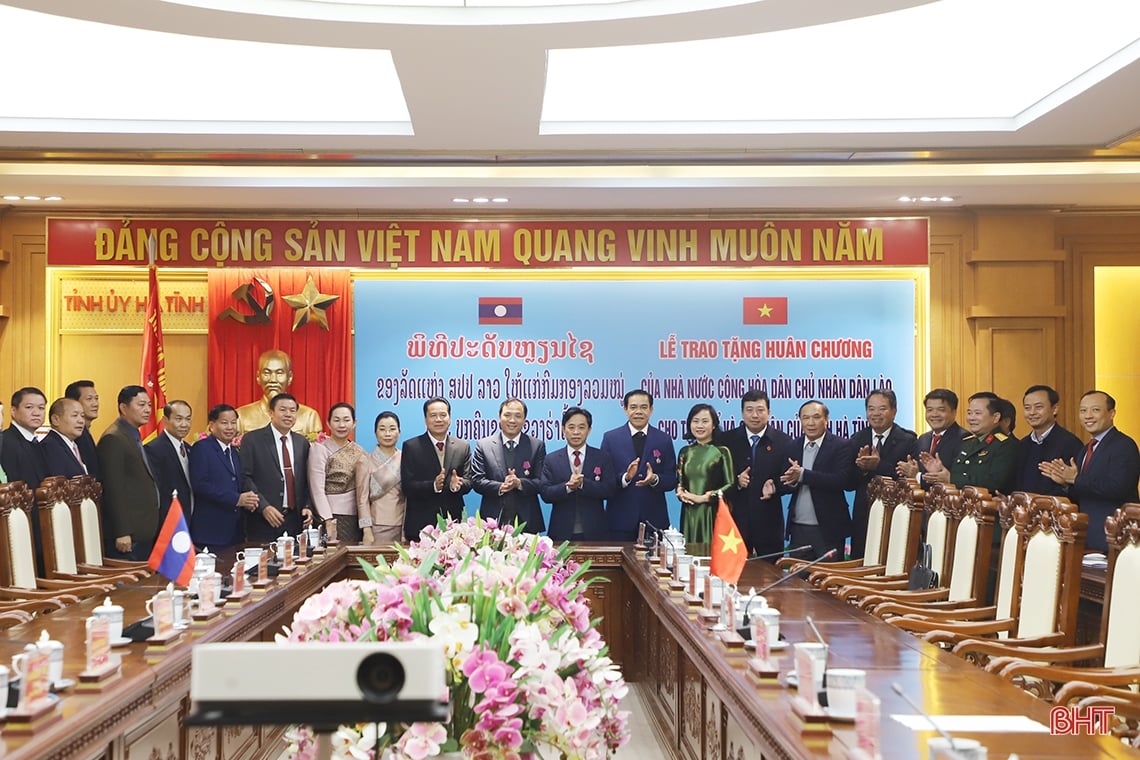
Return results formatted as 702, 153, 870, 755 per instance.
742, 296, 789, 325
478, 297, 523, 325
709, 495, 746, 587
148, 492, 195, 586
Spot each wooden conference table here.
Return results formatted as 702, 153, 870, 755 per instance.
624, 547, 1138, 760
0, 544, 1132, 759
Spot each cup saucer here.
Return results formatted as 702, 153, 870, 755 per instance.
785, 672, 799, 688
111, 636, 133, 647
745, 639, 788, 651
51, 678, 76, 691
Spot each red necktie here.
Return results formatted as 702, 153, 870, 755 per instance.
930, 432, 942, 455
69, 440, 87, 473
1081, 438, 1098, 473
281, 435, 295, 511
573, 450, 582, 473
436, 441, 445, 453
180, 441, 189, 458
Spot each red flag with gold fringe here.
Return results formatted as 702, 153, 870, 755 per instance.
140, 238, 168, 443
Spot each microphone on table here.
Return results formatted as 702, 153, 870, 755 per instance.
747, 544, 812, 562
891, 682, 976, 758
806, 615, 826, 645
738, 549, 837, 634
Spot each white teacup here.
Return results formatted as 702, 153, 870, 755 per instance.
92, 598, 124, 641
928, 737, 987, 760
303, 527, 321, 549
824, 667, 866, 718
36, 632, 64, 685
236, 547, 263, 570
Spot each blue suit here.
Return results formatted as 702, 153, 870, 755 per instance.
600, 424, 678, 540
1071, 427, 1140, 552
540, 445, 616, 542
189, 436, 245, 548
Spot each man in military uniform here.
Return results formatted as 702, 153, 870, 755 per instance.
920, 391, 1016, 494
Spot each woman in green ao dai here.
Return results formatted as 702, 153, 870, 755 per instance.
676, 403, 734, 544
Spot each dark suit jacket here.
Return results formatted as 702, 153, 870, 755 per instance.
1, 425, 45, 489
145, 433, 193, 527
600, 424, 678, 538
1071, 427, 1140, 552
917, 422, 970, 472
76, 427, 101, 481
41, 430, 88, 479
782, 432, 855, 553
189, 436, 245, 548
540, 445, 616, 542
400, 433, 472, 541
1014, 424, 1085, 497
849, 423, 919, 559
471, 433, 547, 532
97, 418, 159, 552
723, 423, 793, 557
240, 425, 312, 543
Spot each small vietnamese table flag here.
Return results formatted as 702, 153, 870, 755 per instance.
148, 491, 195, 586
710, 494, 746, 587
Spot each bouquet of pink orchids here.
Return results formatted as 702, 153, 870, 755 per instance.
280, 517, 630, 760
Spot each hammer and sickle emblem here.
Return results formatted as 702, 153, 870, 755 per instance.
217, 276, 275, 325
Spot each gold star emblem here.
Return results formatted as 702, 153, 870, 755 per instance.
718, 525, 744, 555
282, 276, 339, 331
758, 303, 773, 318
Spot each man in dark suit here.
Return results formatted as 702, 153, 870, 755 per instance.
240, 393, 314, 544
65, 379, 102, 481
1015, 385, 1084, 496
779, 400, 855, 559
601, 390, 678, 542
849, 389, 919, 559
145, 400, 194, 526
41, 397, 91, 479
723, 388, 792, 559
1, 386, 47, 488
540, 406, 616, 542
190, 404, 258, 548
400, 397, 472, 541
897, 388, 970, 485
471, 398, 546, 532
97, 385, 160, 560
1041, 390, 1140, 552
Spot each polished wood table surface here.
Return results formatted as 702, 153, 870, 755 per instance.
625, 548, 1139, 760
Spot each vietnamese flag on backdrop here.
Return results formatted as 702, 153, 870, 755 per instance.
742, 296, 788, 325
710, 495, 746, 586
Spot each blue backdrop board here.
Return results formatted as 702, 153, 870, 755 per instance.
354, 278, 917, 532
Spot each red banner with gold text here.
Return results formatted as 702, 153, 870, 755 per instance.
47, 217, 928, 269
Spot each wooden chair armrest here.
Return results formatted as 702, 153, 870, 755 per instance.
810, 565, 884, 584
35, 577, 116, 595
889, 615, 1014, 638
0, 597, 69, 613
999, 662, 1140, 690
861, 587, 951, 611
952, 639, 1104, 665
877, 602, 996, 620
1056, 681, 1140, 709
776, 557, 861, 572
835, 579, 912, 601
0, 610, 33, 627
0, 587, 80, 605
100, 558, 151, 572
75, 565, 147, 582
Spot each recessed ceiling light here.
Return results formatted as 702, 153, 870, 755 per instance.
452, 198, 470, 203
2, 195, 20, 201
45, 196, 62, 201
898, 196, 913, 202
939, 196, 955, 202
491, 197, 509, 203
22, 195, 41, 201
472, 197, 489, 203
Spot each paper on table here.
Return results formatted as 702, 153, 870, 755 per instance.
890, 714, 1049, 733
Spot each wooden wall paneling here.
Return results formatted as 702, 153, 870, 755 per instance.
122, 700, 181, 760
971, 318, 1058, 403
703, 688, 725, 760
679, 654, 703, 760
0, 221, 48, 413
927, 214, 972, 402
